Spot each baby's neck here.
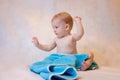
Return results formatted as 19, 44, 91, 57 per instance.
59, 33, 71, 39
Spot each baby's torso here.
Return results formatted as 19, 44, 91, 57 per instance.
55, 35, 77, 54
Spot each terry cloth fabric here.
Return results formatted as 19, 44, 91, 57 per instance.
30, 53, 98, 80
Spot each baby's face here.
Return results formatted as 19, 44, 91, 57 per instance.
52, 18, 68, 38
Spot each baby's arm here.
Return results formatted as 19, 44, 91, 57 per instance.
72, 16, 84, 41
32, 37, 56, 51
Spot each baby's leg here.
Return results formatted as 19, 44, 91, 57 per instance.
80, 51, 94, 71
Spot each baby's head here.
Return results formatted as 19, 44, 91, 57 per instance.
51, 12, 73, 38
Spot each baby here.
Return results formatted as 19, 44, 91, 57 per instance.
32, 12, 94, 71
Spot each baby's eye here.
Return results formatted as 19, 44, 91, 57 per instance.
55, 26, 58, 29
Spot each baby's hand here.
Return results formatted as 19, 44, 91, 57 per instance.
32, 37, 39, 46
74, 16, 82, 23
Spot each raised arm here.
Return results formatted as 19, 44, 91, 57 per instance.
72, 16, 84, 41
32, 37, 56, 51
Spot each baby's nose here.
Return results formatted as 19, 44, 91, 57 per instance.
54, 29, 56, 32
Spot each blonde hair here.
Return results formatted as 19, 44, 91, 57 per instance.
51, 12, 73, 30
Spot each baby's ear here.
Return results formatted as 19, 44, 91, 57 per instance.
65, 24, 70, 31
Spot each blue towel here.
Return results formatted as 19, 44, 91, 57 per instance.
30, 53, 98, 80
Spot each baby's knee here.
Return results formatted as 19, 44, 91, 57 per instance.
87, 51, 94, 59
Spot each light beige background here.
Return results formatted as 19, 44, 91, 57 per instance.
0, 1, 120, 78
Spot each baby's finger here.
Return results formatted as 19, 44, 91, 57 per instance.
32, 37, 37, 40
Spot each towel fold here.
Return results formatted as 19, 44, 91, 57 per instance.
40, 64, 77, 80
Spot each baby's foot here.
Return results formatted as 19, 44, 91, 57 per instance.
75, 76, 81, 80
80, 61, 88, 71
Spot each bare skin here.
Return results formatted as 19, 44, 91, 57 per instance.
32, 15, 94, 70
81, 51, 94, 71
